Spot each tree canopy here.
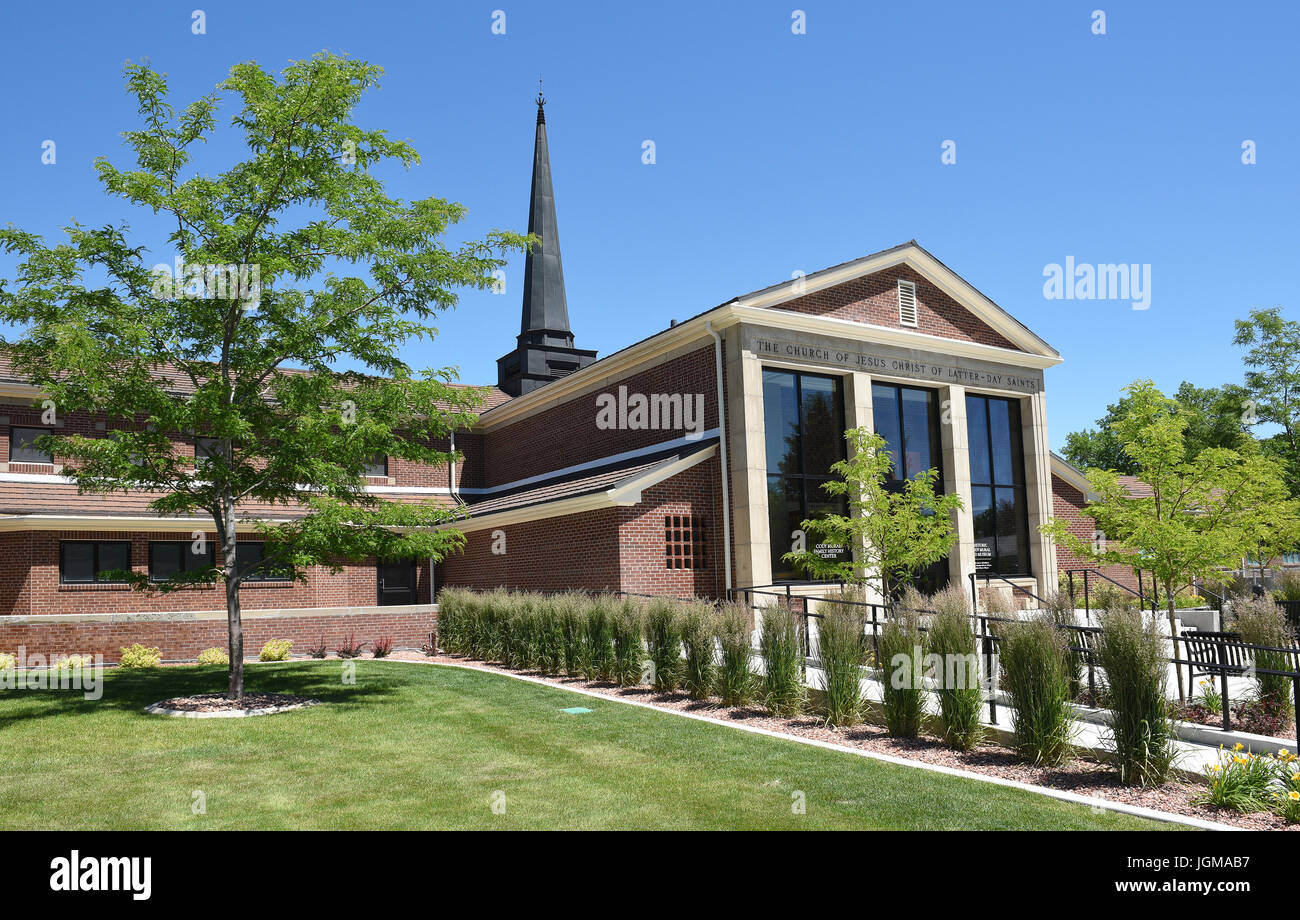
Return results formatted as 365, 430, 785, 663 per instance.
0, 53, 527, 697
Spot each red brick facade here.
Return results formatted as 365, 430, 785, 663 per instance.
781, 264, 1020, 351
1051, 472, 1139, 592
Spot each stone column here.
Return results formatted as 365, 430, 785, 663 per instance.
1021, 389, 1057, 599
844, 372, 880, 604
939, 385, 976, 604
723, 325, 771, 590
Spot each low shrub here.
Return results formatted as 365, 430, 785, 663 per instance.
997, 616, 1074, 766
816, 591, 867, 727
680, 601, 717, 701
1232, 595, 1295, 718
612, 600, 645, 687
1196, 744, 1280, 813
335, 632, 364, 659
1272, 569, 1300, 603
928, 586, 984, 751
1095, 609, 1178, 786
715, 602, 756, 707
0, 652, 16, 671
759, 603, 805, 716
196, 647, 229, 666
372, 635, 394, 659
645, 599, 683, 692
878, 607, 925, 737
259, 639, 293, 662
582, 595, 617, 682
118, 644, 162, 670
307, 635, 329, 659
52, 654, 94, 672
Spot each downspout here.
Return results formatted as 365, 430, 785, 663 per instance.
706, 321, 733, 593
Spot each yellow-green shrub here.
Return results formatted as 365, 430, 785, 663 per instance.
0, 652, 15, 671
53, 654, 93, 671
259, 639, 293, 662
196, 647, 229, 666
118, 644, 162, 669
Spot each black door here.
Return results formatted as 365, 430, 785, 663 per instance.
377, 560, 418, 606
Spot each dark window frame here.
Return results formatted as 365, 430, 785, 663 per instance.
236, 541, 292, 583
147, 540, 217, 583
871, 382, 945, 490
58, 540, 132, 584
763, 368, 849, 583
9, 426, 54, 465
363, 455, 389, 477
967, 394, 1032, 577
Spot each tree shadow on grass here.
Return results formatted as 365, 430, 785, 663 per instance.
0, 660, 406, 729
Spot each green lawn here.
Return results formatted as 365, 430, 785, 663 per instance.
0, 661, 1176, 830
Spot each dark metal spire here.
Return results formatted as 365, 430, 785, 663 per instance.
497, 89, 597, 397
519, 82, 569, 342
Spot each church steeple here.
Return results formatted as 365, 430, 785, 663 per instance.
497, 88, 597, 397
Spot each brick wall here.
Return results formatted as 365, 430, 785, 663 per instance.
617, 456, 723, 598
0, 606, 435, 663
1, 529, 432, 616
781, 265, 1020, 350
1051, 473, 1139, 592
480, 344, 719, 487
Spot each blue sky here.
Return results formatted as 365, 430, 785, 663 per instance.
1, 0, 1296, 450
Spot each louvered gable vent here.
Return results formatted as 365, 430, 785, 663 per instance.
897, 279, 918, 327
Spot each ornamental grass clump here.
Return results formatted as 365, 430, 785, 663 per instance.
645, 599, 683, 692
878, 607, 925, 737
583, 595, 617, 682
927, 585, 984, 751
612, 600, 646, 687
1095, 608, 1178, 786
680, 601, 717, 701
815, 591, 867, 727
997, 616, 1075, 766
533, 597, 566, 676
1233, 594, 1295, 718
715, 602, 756, 707
759, 603, 805, 716
557, 593, 588, 678
436, 587, 471, 655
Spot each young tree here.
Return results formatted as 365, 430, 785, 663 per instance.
784, 428, 964, 603
0, 55, 525, 698
1044, 380, 1295, 700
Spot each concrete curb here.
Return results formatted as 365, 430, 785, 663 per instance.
412, 657, 1238, 832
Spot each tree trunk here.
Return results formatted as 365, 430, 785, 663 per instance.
1166, 586, 1184, 703
221, 481, 243, 701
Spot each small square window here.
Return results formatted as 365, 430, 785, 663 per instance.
664, 515, 707, 570
363, 455, 388, 477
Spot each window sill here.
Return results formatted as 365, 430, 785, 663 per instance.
58, 583, 131, 591
240, 581, 294, 589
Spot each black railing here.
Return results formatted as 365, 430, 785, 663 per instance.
727, 581, 1300, 747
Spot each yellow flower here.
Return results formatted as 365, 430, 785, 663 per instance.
1234, 743, 1245, 752
1290, 791, 1299, 802
1281, 749, 1290, 758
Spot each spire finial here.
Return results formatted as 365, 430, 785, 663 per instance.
535, 74, 546, 123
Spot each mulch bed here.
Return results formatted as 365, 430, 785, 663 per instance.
392, 650, 1293, 831
151, 692, 315, 713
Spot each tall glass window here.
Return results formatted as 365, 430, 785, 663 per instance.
872, 383, 949, 592
763, 370, 847, 581
966, 394, 1030, 575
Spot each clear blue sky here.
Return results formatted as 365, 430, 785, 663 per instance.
1, 1, 1296, 450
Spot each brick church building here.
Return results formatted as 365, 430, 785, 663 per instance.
0, 94, 1100, 661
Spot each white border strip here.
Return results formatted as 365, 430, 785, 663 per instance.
420, 659, 1236, 832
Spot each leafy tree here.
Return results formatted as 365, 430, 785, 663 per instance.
0, 55, 525, 698
1044, 380, 1294, 700
784, 428, 964, 602
1234, 307, 1300, 493
1062, 381, 1252, 474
